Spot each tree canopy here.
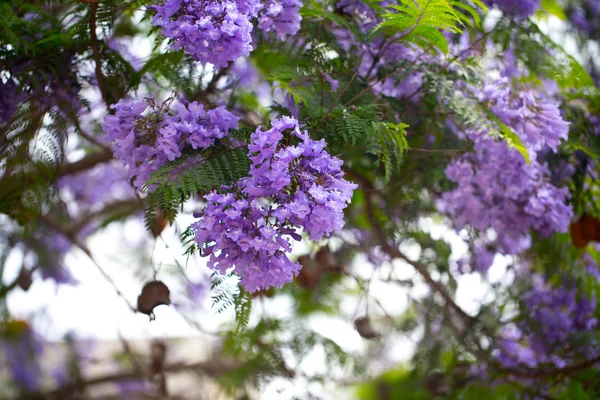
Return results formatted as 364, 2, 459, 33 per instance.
2, 0, 600, 398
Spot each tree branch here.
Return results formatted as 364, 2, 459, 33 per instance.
504, 354, 600, 380
346, 168, 471, 323
56, 150, 113, 177
71, 198, 144, 233
43, 359, 244, 398
89, 2, 110, 109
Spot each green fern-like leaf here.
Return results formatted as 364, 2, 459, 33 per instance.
318, 105, 408, 182
234, 288, 253, 334
374, 0, 487, 54
211, 271, 237, 314
143, 146, 251, 231
379, 122, 409, 182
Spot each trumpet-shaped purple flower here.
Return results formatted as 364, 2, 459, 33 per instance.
192, 116, 356, 292
103, 98, 239, 189
496, 275, 598, 369
477, 79, 569, 155
440, 79, 572, 253
256, 0, 303, 40
153, 0, 302, 67
152, 0, 254, 68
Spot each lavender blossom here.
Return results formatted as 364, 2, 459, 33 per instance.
496, 276, 598, 369
152, 0, 302, 66
485, 0, 541, 18
192, 116, 357, 292
256, 0, 303, 40
0, 321, 44, 392
102, 98, 239, 190
440, 79, 572, 254
152, 0, 254, 68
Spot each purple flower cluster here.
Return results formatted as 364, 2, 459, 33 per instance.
0, 54, 80, 123
472, 244, 496, 274
192, 116, 357, 292
103, 98, 239, 189
496, 276, 598, 369
568, 1, 600, 34
35, 225, 85, 285
152, 0, 302, 67
0, 321, 43, 392
333, 5, 440, 103
256, 0, 303, 40
0, 78, 25, 123
440, 80, 572, 253
589, 114, 600, 136
485, 0, 541, 18
335, 0, 378, 31
441, 140, 572, 252
152, 0, 254, 68
478, 79, 569, 155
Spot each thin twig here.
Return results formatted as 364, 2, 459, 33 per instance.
317, 51, 365, 125
43, 359, 244, 398
90, 2, 110, 109
505, 354, 600, 379
73, 119, 112, 151
56, 150, 113, 177
71, 198, 144, 233
409, 147, 464, 153
348, 168, 471, 322
38, 214, 137, 313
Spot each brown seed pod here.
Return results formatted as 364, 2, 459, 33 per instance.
296, 255, 319, 289
17, 268, 33, 292
570, 220, 587, 248
315, 246, 345, 274
354, 316, 380, 339
151, 211, 169, 238
570, 213, 600, 248
581, 213, 600, 242
425, 372, 451, 396
137, 281, 171, 321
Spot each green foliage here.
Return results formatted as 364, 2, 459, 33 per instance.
220, 316, 363, 393
3, 0, 600, 397
209, 274, 251, 335
356, 367, 429, 400
491, 20, 595, 90
539, 0, 567, 20
143, 145, 251, 231
210, 276, 251, 333
423, 68, 531, 162
379, 121, 410, 181
180, 226, 197, 264
233, 288, 253, 334
482, 107, 531, 163
374, 0, 487, 54
211, 271, 237, 314
310, 105, 409, 182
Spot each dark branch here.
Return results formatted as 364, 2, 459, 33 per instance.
90, 2, 110, 109
42, 359, 244, 398
56, 150, 113, 177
